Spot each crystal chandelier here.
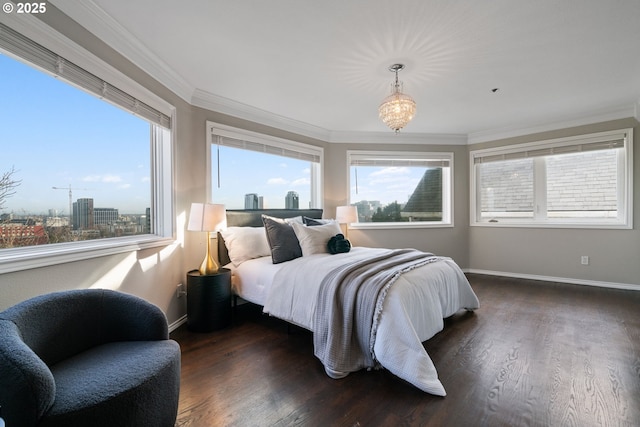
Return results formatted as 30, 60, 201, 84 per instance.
378, 64, 416, 133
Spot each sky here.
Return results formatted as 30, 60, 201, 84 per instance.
0, 52, 151, 215
1, 50, 428, 217
212, 146, 315, 209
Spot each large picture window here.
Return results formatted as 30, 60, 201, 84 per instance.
347, 151, 453, 228
470, 129, 633, 228
0, 23, 174, 273
207, 122, 322, 210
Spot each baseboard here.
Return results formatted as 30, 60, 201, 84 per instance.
169, 315, 187, 333
463, 269, 640, 292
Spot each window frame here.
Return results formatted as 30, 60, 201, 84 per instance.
347, 150, 454, 229
206, 121, 324, 209
0, 20, 175, 274
469, 128, 634, 229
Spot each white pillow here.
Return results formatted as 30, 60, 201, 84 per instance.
291, 221, 342, 256
284, 216, 304, 224
219, 226, 271, 266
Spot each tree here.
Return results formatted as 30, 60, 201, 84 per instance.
0, 166, 21, 211
371, 201, 405, 222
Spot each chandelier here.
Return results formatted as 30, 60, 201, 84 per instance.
378, 64, 416, 133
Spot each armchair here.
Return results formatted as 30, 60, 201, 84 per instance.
0, 289, 181, 427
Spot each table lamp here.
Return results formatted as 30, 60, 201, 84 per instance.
188, 203, 226, 275
335, 205, 358, 239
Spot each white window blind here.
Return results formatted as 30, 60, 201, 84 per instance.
473, 132, 626, 164
350, 153, 450, 168
213, 135, 321, 163
470, 128, 633, 228
0, 22, 171, 128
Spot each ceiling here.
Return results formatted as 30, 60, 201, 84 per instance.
52, 0, 640, 143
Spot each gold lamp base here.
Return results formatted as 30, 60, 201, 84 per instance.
198, 231, 219, 275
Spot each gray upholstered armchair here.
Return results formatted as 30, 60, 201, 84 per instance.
0, 289, 181, 427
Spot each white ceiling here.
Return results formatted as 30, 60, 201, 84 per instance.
53, 0, 640, 142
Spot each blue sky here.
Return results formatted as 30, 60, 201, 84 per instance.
0, 52, 150, 215
1, 50, 427, 216
212, 146, 314, 209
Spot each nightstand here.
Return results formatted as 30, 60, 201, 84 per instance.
186, 268, 232, 332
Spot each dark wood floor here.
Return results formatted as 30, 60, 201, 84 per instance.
171, 274, 640, 427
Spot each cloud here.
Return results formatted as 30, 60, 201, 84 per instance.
369, 167, 410, 178
267, 177, 288, 185
118, 184, 131, 189
368, 168, 415, 186
82, 174, 123, 183
291, 177, 310, 186
102, 174, 122, 183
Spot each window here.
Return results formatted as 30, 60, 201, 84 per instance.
470, 129, 633, 228
347, 151, 453, 228
207, 122, 322, 209
0, 23, 174, 273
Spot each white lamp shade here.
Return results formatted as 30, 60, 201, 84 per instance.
336, 205, 358, 224
187, 203, 226, 232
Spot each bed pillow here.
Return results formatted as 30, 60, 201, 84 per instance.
303, 216, 336, 226
291, 221, 342, 256
219, 226, 271, 266
284, 216, 304, 224
261, 215, 303, 264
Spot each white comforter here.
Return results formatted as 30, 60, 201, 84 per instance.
234, 247, 479, 396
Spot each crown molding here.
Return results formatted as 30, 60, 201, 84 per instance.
18, 3, 640, 147
192, 89, 332, 142
50, 0, 194, 103
0, 6, 173, 115
327, 130, 468, 145
467, 103, 638, 145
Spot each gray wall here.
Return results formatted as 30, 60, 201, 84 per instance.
468, 118, 640, 286
0, 7, 637, 326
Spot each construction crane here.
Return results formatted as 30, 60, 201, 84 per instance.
52, 185, 89, 228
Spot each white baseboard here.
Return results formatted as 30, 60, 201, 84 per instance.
169, 315, 187, 333
464, 269, 640, 292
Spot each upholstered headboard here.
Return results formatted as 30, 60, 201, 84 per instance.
217, 209, 323, 266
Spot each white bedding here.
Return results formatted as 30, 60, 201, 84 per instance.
231, 247, 479, 396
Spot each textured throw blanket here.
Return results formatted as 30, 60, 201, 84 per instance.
313, 249, 442, 375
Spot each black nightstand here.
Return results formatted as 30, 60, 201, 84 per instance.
186, 268, 232, 332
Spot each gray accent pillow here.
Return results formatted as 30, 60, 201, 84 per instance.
261, 215, 302, 264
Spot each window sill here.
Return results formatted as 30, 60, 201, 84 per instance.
350, 222, 454, 230
0, 235, 175, 274
470, 221, 632, 230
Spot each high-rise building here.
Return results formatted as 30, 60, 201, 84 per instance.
244, 193, 259, 209
94, 208, 119, 225
73, 198, 94, 230
285, 191, 299, 209
145, 207, 151, 234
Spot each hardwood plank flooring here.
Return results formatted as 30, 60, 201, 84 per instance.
171, 274, 640, 427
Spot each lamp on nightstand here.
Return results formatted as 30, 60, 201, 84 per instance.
188, 203, 226, 275
336, 205, 358, 239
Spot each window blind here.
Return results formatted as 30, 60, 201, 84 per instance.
473, 134, 626, 164
0, 23, 171, 128
350, 154, 450, 168
215, 135, 321, 163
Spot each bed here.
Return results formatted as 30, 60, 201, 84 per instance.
217, 209, 479, 396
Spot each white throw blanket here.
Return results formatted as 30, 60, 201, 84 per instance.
313, 249, 441, 375
263, 247, 480, 395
